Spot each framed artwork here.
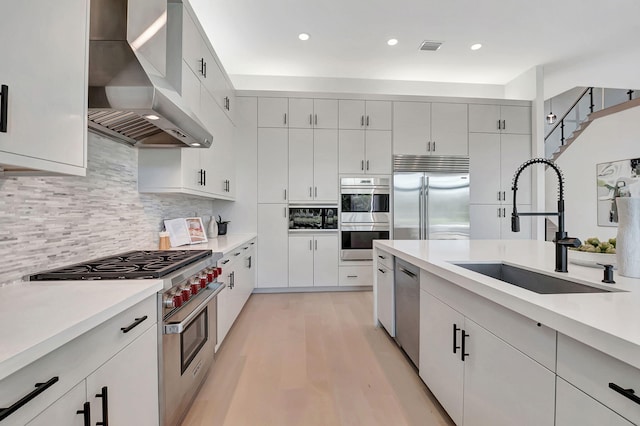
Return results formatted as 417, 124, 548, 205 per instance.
596, 157, 640, 226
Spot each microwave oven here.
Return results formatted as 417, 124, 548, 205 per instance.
289, 206, 338, 231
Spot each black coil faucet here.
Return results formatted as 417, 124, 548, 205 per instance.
511, 158, 581, 272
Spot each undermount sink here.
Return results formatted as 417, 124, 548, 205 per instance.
452, 262, 620, 294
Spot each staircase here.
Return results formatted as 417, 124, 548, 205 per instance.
545, 88, 640, 161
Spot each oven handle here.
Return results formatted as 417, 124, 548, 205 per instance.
164, 284, 225, 334
340, 224, 390, 232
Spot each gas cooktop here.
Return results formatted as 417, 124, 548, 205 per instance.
29, 250, 213, 281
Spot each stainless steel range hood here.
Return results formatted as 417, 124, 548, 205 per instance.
88, 0, 212, 148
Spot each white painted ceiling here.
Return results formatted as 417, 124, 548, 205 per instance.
189, 0, 640, 85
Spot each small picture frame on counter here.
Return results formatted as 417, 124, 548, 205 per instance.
164, 217, 208, 247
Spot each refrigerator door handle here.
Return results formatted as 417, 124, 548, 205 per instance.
424, 175, 429, 240
418, 176, 424, 239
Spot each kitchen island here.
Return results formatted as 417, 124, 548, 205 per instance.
374, 239, 640, 425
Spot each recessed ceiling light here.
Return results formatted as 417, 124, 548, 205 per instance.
298, 33, 310, 41
387, 38, 398, 46
471, 43, 482, 51
145, 114, 160, 120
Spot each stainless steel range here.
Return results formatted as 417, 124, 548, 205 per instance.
29, 249, 225, 426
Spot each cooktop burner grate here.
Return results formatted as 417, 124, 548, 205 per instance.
29, 250, 212, 281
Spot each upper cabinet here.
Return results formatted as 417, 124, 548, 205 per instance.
288, 99, 338, 129
258, 97, 289, 128
469, 105, 531, 134
393, 102, 468, 156
0, 0, 88, 176
339, 100, 392, 130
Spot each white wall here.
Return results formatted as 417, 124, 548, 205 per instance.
544, 46, 640, 99
230, 74, 505, 99
505, 66, 538, 101
545, 105, 640, 241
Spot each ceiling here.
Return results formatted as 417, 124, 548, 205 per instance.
188, 0, 640, 86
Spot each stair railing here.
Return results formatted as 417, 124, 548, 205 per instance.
544, 87, 594, 145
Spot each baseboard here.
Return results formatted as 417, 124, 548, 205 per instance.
252, 286, 372, 294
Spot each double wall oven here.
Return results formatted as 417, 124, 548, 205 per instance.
340, 177, 390, 260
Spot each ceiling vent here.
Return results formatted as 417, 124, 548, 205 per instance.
419, 41, 443, 51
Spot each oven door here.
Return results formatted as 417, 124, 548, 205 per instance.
340, 224, 390, 260
161, 285, 222, 426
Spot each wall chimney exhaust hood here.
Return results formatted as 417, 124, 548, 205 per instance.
87, 0, 212, 148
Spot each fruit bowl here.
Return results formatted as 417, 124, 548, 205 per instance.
568, 250, 617, 269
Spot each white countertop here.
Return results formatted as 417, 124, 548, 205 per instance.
171, 233, 257, 256
0, 279, 162, 381
374, 239, 640, 369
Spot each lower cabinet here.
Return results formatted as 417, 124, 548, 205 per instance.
419, 275, 555, 426
288, 234, 338, 287
257, 204, 288, 288
2, 296, 158, 426
375, 254, 394, 336
556, 378, 634, 426
339, 265, 373, 286
217, 240, 256, 350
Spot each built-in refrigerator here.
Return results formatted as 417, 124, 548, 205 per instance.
393, 156, 470, 240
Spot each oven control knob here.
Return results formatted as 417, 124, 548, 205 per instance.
163, 295, 175, 309
199, 273, 208, 287
180, 288, 191, 301
216, 267, 222, 276
190, 283, 199, 295
206, 269, 214, 283
173, 294, 184, 308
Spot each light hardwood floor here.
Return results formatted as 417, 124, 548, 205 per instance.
181, 291, 454, 426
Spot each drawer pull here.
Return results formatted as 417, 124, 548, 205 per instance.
233, 252, 241, 256
120, 315, 148, 334
461, 330, 470, 361
609, 382, 640, 405
378, 255, 386, 259
221, 259, 230, 265
453, 324, 460, 354
76, 401, 91, 426
95, 386, 109, 426
0, 84, 7, 133
378, 268, 385, 274
347, 275, 358, 278
0, 376, 59, 421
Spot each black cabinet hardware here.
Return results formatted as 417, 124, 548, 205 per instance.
378, 255, 386, 260
198, 169, 204, 186
609, 382, 640, 405
453, 324, 460, 354
461, 330, 469, 361
378, 268, 385, 274
200, 58, 207, 78
0, 84, 7, 133
0, 376, 59, 421
120, 315, 148, 334
76, 401, 91, 426
360, 115, 364, 126
366, 115, 370, 127
248, 256, 252, 268
284, 113, 287, 125
233, 252, 241, 256
221, 259, 230, 265
203, 169, 206, 186
95, 386, 108, 426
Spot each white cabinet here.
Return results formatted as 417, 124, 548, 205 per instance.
258, 128, 288, 203
556, 378, 634, 426
376, 256, 395, 336
419, 291, 464, 425
469, 104, 531, 134
419, 270, 556, 426
217, 240, 256, 348
393, 102, 468, 156
557, 334, 640, 424
339, 265, 373, 286
258, 97, 289, 128
0, 0, 88, 176
288, 234, 339, 287
257, 204, 289, 288
201, 87, 235, 198
288, 98, 338, 129
86, 326, 159, 426
0, 297, 157, 426
339, 100, 392, 130
469, 131, 532, 239
289, 129, 338, 202
339, 130, 392, 175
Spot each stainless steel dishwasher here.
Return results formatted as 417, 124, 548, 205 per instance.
395, 258, 420, 367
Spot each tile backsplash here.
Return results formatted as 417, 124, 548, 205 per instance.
0, 133, 214, 285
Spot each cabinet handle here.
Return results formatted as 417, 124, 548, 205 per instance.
0, 376, 59, 421
284, 207, 287, 217
284, 113, 287, 125
453, 324, 461, 353
609, 382, 640, 405
284, 189, 287, 200
247, 256, 252, 268
120, 315, 148, 333
314, 187, 318, 197
95, 386, 109, 426
76, 401, 91, 426
365, 115, 369, 127
502, 119, 506, 130
243, 246, 249, 250
502, 207, 506, 217
347, 275, 358, 278
366, 160, 369, 171
360, 115, 364, 126
433, 141, 436, 151
309, 240, 313, 250
314, 114, 318, 125
502, 191, 506, 200
315, 240, 318, 250
497, 208, 502, 218
221, 259, 230, 265
497, 119, 501, 130
198, 169, 203, 186
497, 191, 502, 201
233, 251, 241, 256
309, 114, 313, 125
378, 268, 385, 274
203, 170, 206, 186
309, 187, 312, 197
230, 271, 235, 289
461, 330, 469, 361
378, 255, 386, 259
361, 160, 364, 171
427, 141, 431, 152
0, 84, 7, 133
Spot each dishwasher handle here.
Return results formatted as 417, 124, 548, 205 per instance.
398, 266, 417, 279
